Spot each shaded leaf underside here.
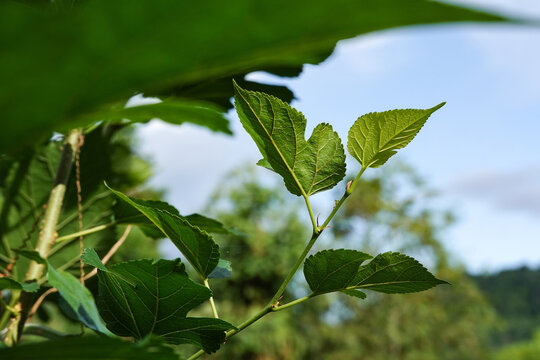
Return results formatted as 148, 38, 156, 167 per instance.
304, 250, 447, 296
86, 254, 234, 353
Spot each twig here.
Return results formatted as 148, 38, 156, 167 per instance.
27, 225, 132, 319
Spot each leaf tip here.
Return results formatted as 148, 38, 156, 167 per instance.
431, 102, 446, 112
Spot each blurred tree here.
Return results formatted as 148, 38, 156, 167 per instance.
494, 328, 540, 360
471, 266, 540, 345
203, 163, 498, 359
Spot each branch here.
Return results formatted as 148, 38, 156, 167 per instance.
3, 129, 82, 346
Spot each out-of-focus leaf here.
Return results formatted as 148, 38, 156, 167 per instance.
0, 336, 180, 360
81, 98, 231, 134
47, 262, 111, 335
208, 259, 232, 279
0, 277, 38, 292
12, 249, 47, 264
83, 250, 234, 353
108, 186, 220, 278
0, 0, 506, 153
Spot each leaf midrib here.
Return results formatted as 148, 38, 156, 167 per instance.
236, 88, 309, 199
364, 111, 433, 167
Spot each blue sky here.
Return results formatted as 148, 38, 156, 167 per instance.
139, 0, 540, 273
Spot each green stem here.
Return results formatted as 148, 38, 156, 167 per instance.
53, 222, 116, 249
186, 168, 368, 359
0, 290, 20, 337
0, 292, 20, 329
203, 279, 219, 319
186, 305, 273, 360
25, 129, 82, 281
3, 129, 82, 345
272, 294, 313, 312
0, 253, 11, 263
302, 195, 318, 233
269, 232, 318, 306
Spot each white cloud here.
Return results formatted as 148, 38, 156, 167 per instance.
450, 166, 540, 215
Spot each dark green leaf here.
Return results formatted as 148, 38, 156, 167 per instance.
304, 250, 447, 297
81, 98, 231, 134
108, 186, 219, 278
304, 249, 372, 294
350, 252, 448, 294
348, 103, 445, 169
208, 259, 232, 279
47, 263, 111, 335
0, 336, 180, 360
0, 0, 505, 153
12, 249, 47, 265
234, 83, 346, 196
0, 277, 38, 292
87, 256, 234, 353
184, 213, 233, 235
341, 289, 367, 299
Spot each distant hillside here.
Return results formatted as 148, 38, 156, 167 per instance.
470, 266, 540, 345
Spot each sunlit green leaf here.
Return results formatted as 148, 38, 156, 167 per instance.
108, 186, 220, 278
234, 82, 346, 196
83, 251, 234, 353
347, 103, 445, 169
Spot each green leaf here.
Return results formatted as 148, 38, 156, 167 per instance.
115, 199, 233, 237
304, 250, 447, 297
234, 82, 346, 196
108, 185, 220, 278
82, 98, 231, 134
347, 103, 445, 169
0, 277, 38, 292
350, 252, 448, 294
0, 336, 180, 360
304, 249, 372, 294
12, 249, 47, 265
47, 263, 111, 335
86, 256, 234, 353
208, 259, 232, 279
0, 0, 505, 153
81, 248, 109, 272
184, 213, 234, 235
341, 289, 367, 299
